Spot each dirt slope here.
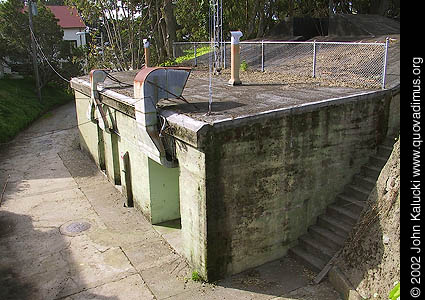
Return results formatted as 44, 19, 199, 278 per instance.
335, 136, 400, 299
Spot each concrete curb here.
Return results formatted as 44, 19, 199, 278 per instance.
328, 266, 364, 300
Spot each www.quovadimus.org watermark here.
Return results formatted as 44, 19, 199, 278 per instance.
409, 57, 422, 299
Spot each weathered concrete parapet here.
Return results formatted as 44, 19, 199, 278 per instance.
133, 67, 191, 167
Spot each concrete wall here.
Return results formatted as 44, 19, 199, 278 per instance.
72, 80, 399, 282
176, 140, 208, 278
74, 90, 180, 224
328, 14, 400, 37
75, 91, 102, 166
202, 90, 398, 280
74, 86, 207, 276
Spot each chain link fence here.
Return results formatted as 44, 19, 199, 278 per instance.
173, 39, 389, 89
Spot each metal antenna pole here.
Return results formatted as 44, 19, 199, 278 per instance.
207, 0, 223, 114
208, 1, 213, 115
212, 0, 223, 74
220, 0, 223, 69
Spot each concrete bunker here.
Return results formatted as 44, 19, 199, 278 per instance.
71, 65, 399, 281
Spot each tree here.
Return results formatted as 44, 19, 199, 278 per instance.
0, 0, 29, 68
141, 0, 177, 63
63, 0, 399, 71
66, 0, 178, 68
330, 0, 400, 18
174, 0, 209, 41
162, 0, 177, 58
0, 0, 83, 87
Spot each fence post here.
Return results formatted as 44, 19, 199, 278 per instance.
261, 40, 265, 72
172, 43, 176, 59
381, 37, 389, 89
223, 41, 226, 69
312, 40, 317, 78
194, 43, 197, 67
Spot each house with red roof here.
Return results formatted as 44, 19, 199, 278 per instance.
47, 6, 87, 47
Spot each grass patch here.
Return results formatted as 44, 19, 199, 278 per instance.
240, 60, 248, 71
160, 46, 211, 66
0, 77, 74, 143
191, 270, 204, 282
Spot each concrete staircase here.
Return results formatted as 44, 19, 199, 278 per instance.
289, 136, 397, 272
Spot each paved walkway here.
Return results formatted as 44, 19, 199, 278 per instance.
0, 102, 340, 300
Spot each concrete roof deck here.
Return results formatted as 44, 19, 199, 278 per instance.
159, 69, 375, 124
72, 68, 386, 124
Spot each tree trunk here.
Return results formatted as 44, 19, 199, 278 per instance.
162, 0, 176, 58
256, 8, 265, 38
288, 0, 294, 37
246, 0, 260, 38
149, 0, 166, 63
159, 17, 168, 59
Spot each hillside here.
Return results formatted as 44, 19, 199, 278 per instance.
0, 78, 73, 143
334, 136, 400, 300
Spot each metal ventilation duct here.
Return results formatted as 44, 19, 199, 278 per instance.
133, 67, 191, 168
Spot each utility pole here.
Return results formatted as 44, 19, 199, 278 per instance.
28, 0, 41, 102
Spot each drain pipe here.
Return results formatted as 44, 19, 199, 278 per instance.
228, 31, 243, 86
143, 39, 150, 68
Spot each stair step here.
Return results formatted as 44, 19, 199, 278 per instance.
336, 194, 366, 214
377, 144, 393, 157
361, 165, 381, 179
299, 234, 337, 261
288, 136, 396, 272
369, 155, 388, 168
290, 245, 326, 272
328, 204, 359, 224
344, 184, 371, 201
309, 225, 346, 250
376, 145, 392, 157
382, 136, 398, 147
353, 174, 376, 191
317, 214, 352, 239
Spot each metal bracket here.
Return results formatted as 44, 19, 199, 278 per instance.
89, 69, 111, 132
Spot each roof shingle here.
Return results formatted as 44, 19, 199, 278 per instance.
47, 6, 85, 29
